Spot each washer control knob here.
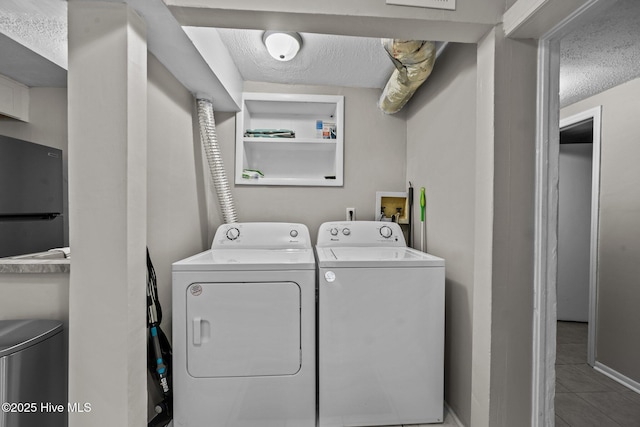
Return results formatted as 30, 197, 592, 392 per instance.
330, 228, 339, 236
379, 225, 393, 238
290, 229, 299, 238
226, 227, 240, 240
342, 228, 351, 236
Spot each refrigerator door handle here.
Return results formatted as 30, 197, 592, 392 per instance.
0, 213, 60, 220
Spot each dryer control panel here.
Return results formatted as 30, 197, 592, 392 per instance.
316, 221, 406, 247
212, 222, 311, 249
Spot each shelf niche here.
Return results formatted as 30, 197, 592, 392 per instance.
235, 92, 344, 186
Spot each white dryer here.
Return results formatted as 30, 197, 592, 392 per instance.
172, 222, 316, 427
316, 221, 445, 427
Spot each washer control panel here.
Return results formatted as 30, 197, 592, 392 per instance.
212, 222, 311, 249
316, 221, 406, 247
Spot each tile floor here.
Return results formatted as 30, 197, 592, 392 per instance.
555, 321, 640, 426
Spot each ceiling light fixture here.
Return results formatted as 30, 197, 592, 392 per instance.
263, 31, 302, 61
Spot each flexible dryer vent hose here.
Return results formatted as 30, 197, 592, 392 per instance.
378, 40, 436, 114
196, 98, 238, 224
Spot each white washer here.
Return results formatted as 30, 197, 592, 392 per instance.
172, 222, 316, 427
316, 221, 445, 426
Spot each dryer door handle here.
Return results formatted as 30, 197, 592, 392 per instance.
193, 317, 202, 345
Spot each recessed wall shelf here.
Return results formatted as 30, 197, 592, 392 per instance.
235, 92, 344, 186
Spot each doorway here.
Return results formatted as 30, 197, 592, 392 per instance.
530, 1, 616, 425
557, 107, 601, 367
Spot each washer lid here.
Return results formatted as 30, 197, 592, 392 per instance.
316, 246, 444, 268
173, 248, 316, 271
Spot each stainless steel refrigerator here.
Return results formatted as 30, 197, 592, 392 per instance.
0, 135, 64, 258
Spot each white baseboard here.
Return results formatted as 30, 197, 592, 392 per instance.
594, 361, 640, 394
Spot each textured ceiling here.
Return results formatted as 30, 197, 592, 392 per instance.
213, 28, 396, 89
0, 0, 67, 87
0, 0, 67, 69
208, 0, 640, 100
559, 0, 640, 108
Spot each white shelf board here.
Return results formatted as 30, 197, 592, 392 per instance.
243, 138, 337, 147
236, 177, 341, 186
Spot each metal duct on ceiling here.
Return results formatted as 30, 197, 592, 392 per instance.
378, 40, 436, 114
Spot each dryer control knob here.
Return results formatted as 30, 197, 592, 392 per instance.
330, 228, 339, 236
290, 229, 299, 238
379, 225, 393, 238
226, 227, 240, 240
342, 228, 351, 236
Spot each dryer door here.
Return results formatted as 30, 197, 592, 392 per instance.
186, 282, 301, 378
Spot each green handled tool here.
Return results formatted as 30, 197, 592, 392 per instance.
420, 187, 426, 252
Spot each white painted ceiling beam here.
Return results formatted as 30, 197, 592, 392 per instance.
122, 0, 242, 111
165, 0, 504, 27
503, 0, 614, 39
165, 0, 501, 43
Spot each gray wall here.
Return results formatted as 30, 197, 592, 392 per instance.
406, 36, 537, 427
0, 273, 69, 327
147, 53, 212, 341
213, 81, 408, 243
485, 33, 536, 427
557, 143, 592, 322
405, 42, 477, 427
561, 77, 640, 384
